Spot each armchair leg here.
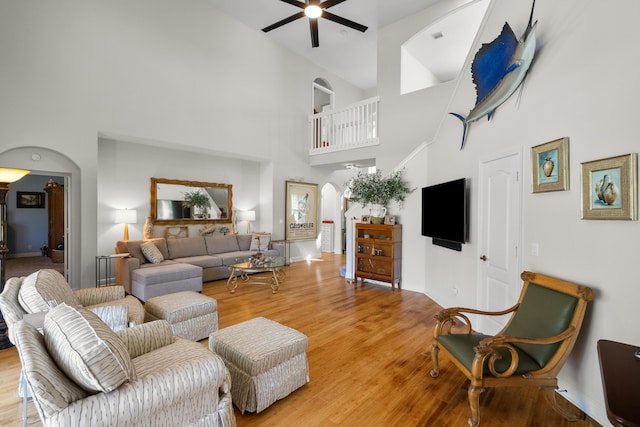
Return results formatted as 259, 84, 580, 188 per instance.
467, 384, 483, 427
541, 387, 585, 422
430, 343, 440, 377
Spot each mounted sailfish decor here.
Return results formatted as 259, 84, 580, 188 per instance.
451, 0, 538, 149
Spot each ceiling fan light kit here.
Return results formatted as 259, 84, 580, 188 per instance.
262, 0, 368, 48
304, 5, 322, 18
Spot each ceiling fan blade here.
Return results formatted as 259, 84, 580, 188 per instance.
279, 0, 306, 9
319, 0, 348, 9
309, 18, 319, 47
262, 11, 306, 32
322, 10, 368, 32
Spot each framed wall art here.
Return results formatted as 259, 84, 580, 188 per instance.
531, 137, 569, 193
17, 191, 45, 208
285, 180, 318, 240
581, 153, 637, 220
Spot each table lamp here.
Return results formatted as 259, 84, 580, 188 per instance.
115, 209, 137, 240
237, 210, 256, 234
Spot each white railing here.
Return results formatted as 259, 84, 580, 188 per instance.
309, 96, 380, 155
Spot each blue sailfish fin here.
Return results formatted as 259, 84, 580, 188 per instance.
471, 23, 518, 106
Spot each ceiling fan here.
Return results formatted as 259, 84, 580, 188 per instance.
262, 0, 368, 48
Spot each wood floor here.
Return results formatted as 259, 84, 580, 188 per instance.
0, 253, 601, 426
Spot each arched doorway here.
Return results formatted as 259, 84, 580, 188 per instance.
313, 78, 334, 114
0, 147, 80, 285
320, 181, 343, 254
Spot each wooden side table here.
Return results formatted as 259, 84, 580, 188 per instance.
597, 339, 640, 427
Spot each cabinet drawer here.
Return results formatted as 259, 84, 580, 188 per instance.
357, 257, 393, 276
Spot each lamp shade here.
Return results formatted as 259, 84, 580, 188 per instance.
115, 209, 137, 224
237, 210, 256, 221
0, 168, 30, 184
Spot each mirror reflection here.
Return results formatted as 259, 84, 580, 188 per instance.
150, 178, 232, 225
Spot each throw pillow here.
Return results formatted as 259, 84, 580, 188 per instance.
141, 241, 164, 264
44, 303, 134, 393
199, 224, 217, 236
249, 233, 271, 251
18, 269, 80, 314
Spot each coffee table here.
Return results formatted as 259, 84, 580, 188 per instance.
226, 256, 286, 294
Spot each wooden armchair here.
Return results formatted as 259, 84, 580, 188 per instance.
430, 271, 593, 427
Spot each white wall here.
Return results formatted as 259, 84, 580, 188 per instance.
0, 0, 365, 287
96, 138, 262, 255
379, 0, 640, 423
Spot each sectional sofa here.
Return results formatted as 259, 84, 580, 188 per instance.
115, 234, 281, 301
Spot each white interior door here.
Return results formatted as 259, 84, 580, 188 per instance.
477, 150, 522, 334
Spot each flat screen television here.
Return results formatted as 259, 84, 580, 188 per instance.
421, 178, 467, 251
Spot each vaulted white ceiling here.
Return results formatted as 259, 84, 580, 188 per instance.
206, 0, 487, 90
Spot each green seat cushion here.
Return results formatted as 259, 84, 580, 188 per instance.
436, 333, 543, 376
504, 283, 578, 367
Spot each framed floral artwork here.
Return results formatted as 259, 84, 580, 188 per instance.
531, 137, 569, 193
581, 153, 637, 220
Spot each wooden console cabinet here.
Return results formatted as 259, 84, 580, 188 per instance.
355, 223, 402, 289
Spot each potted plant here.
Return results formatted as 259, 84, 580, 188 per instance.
182, 189, 211, 219
346, 169, 412, 223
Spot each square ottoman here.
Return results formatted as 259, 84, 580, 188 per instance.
209, 317, 309, 413
145, 291, 218, 341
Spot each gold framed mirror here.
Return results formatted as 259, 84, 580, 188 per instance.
150, 177, 233, 225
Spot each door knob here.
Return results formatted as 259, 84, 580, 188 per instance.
480, 255, 487, 261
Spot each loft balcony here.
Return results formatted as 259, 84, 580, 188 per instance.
309, 96, 379, 156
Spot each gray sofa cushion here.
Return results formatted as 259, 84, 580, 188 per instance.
167, 237, 207, 259
237, 235, 252, 251
173, 255, 223, 269
205, 235, 240, 255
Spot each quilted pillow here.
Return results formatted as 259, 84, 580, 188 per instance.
44, 303, 134, 393
18, 269, 80, 313
141, 241, 164, 264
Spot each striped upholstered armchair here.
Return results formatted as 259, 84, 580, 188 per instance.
0, 269, 144, 340
12, 304, 236, 427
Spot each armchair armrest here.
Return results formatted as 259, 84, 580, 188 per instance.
116, 320, 173, 359
75, 286, 126, 306
434, 304, 520, 337
472, 326, 578, 378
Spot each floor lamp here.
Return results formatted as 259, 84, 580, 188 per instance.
0, 168, 30, 350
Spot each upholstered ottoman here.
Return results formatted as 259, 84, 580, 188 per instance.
131, 263, 202, 301
209, 317, 309, 413
144, 291, 218, 341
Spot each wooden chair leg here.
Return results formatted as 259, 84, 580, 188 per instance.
541, 387, 585, 422
430, 343, 440, 377
467, 384, 483, 427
